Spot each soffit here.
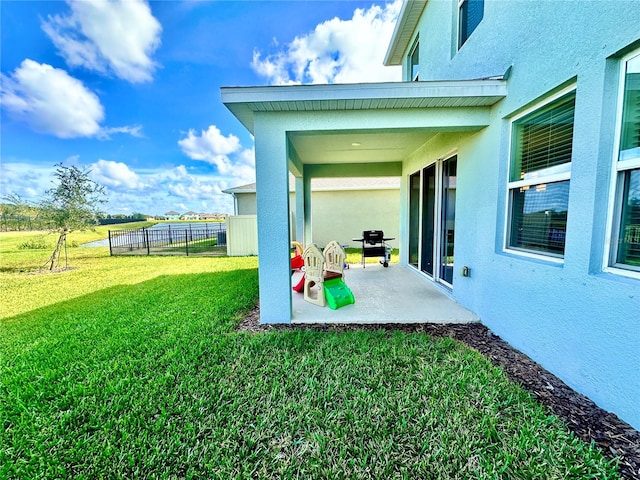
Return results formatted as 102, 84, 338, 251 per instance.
221, 79, 507, 134
384, 0, 428, 66
288, 128, 440, 164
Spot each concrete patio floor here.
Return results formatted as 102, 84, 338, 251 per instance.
291, 263, 480, 324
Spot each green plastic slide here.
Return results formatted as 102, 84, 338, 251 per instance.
324, 277, 355, 310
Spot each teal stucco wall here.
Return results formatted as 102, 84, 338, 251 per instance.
402, 0, 640, 430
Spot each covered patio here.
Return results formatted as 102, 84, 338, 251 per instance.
221, 79, 507, 324
291, 262, 479, 324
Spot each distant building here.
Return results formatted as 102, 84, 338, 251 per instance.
200, 212, 228, 220
181, 211, 200, 220
165, 210, 180, 220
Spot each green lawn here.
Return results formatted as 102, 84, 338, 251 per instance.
0, 231, 620, 479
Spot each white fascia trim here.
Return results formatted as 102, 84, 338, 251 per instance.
384, 0, 429, 66
221, 79, 506, 104
222, 188, 255, 194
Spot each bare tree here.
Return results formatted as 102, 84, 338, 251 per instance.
39, 163, 106, 270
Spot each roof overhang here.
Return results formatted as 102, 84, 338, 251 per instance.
224, 178, 401, 195
221, 79, 507, 134
221, 184, 256, 195
384, 0, 428, 66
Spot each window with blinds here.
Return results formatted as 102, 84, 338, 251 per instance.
511, 94, 576, 182
458, 0, 484, 49
507, 88, 576, 258
611, 50, 640, 273
617, 169, 640, 268
509, 182, 569, 256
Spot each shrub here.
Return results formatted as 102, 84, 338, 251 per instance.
18, 236, 49, 250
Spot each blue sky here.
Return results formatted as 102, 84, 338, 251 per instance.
1, 0, 401, 216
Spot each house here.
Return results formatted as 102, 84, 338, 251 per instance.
164, 210, 180, 220
223, 176, 401, 247
221, 0, 640, 430
181, 211, 200, 221
200, 212, 228, 221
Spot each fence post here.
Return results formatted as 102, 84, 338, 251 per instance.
108, 230, 113, 256
189, 223, 192, 241
169, 225, 172, 245
145, 228, 150, 255
185, 230, 189, 256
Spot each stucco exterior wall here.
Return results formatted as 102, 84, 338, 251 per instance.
312, 189, 400, 247
235, 189, 400, 248
402, 0, 640, 429
236, 193, 257, 215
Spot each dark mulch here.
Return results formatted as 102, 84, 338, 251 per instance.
237, 306, 640, 479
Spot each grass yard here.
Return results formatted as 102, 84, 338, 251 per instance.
0, 230, 620, 479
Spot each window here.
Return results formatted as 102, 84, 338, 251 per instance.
610, 50, 640, 272
409, 38, 419, 81
507, 88, 576, 258
458, 0, 484, 48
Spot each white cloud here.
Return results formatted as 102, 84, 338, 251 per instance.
165, 165, 188, 180
1, 60, 143, 139
89, 159, 145, 190
252, 0, 402, 85
178, 126, 255, 185
166, 178, 223, 201
1, 59, 104, 138
99, 125, 144, 140
0, 160, 237, 217
178, 125, 241, 161
0, 162, 54, 200
100, 165, 234, 215
42, 0, 161, 83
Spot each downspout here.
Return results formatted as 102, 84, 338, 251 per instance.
231, 193, 238, 215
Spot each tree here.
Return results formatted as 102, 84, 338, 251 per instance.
1, 194, 30, 231
39, 163, 106, 270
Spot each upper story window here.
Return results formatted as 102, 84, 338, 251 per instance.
506, 87, 576, 259
409, 38, 419, 81
609, 49, 640, 274
458, 0, 484, 49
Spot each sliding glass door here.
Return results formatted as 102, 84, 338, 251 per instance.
408, 172, 421, 268
440, 157, 456, 285
408, 155, 457, 287
421, 165, 436, 276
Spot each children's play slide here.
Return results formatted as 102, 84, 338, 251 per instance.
323, 277, 355, 310
292, 271, 305, 292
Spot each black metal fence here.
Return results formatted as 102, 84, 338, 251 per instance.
108, 224, 226, 256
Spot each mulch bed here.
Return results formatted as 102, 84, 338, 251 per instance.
237, 306, 640, 479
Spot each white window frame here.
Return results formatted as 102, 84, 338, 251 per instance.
408, 37, 419, 82
504, 84, 577, 263
603, 47, 640, 280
